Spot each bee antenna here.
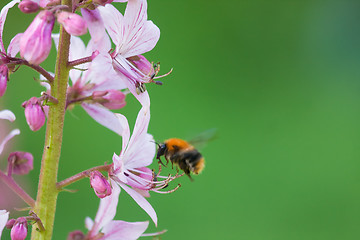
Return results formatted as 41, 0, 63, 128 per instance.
151, 140, 161, 147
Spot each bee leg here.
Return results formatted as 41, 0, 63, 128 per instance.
157, 158, 166, 167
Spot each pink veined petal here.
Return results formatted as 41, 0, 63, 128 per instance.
0, 0, 21, 52
82, 103, 124, 136
124, 133, 155, 169
122, 0, 147, 48
84, 53, 127, 91
98, 5, 124, 47
112, 154, 128, 183
100, 220, 149, 240
81, 8, 111, 53
123, 106, 155, 168
0, 109, 15, 122
119, 183, 157, 226
7, 33, 22, 57
0, 210, 9, 239
0, 129, 20, 156
93, 180, 121, 234
113, 0, 128, 2
122, 20, 160, 58
132, 187, 150, 198
114, 113, 130, 151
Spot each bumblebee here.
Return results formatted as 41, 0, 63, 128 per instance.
156, 138, 205, 180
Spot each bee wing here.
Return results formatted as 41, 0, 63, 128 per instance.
188, 128, 218, 150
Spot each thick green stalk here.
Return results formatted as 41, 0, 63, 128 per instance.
31, 1, 71, 239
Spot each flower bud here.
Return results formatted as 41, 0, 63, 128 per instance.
5, 219, 16, 229
92, 90, 126, 110
20, 10, 55, 65
90, 171, 112, 198
22, 97, 45, 131
67, 230, 85, 240
8, 152, 34, 175
57, 12, 87, 36
128, 55, 154, 77
18, 0, 39, 14
10, 217, 28, 240
0, 65, 8, 97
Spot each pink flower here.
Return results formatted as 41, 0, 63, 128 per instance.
85, 182, 149, 240
20, 10, 55, 64
51, 34, 127, 135
109, 106, 161, 225
83, 0, 161, 106
0, 210, 9, 239
57, 12, 87, 36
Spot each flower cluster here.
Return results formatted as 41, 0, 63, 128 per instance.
0, 0, 185, 239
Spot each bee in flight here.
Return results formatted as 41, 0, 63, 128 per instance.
155, 129, 216, 181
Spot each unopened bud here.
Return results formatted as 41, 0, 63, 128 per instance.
90, 171, 112, 198
10, 217, 28, 240
128, 55, 154, 77
6, 219, 16, 229
8, 152, 34, 175
20, 10, 55, 65
92, 90, 126, 110
18, 0, 39, 14
67, 230, 85, 240
93, 0, 114, 6
57, 12, 87, 36
22, 97, 46, 131
0, 65, 8, 97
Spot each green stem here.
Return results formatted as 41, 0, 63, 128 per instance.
31, 1, 72, 239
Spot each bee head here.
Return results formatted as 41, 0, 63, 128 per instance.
156, 143, 167, 159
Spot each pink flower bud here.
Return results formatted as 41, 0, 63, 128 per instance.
57, 12, 87, 36
67, 230, 85, 240
10, 217, 28, 240
20, 10, 55, 65
22, 97, 46, 131
92, 90, 126, 110
90, 171, 112, 198
0, 65, 8, 97
128, 55, 154, 77
6, 219, 16, 229
18, 0, 39, 14
8, 152, 34, 175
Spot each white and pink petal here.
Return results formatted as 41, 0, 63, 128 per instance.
0, 109, 15, 122
0, 0, 21, 52
82, 103, 125, 136
0, 129, 20, 156
101, 220, 149, 240
119, 182, 157, 226
0, 210, 9, 239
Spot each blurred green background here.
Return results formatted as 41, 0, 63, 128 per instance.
1, 0, 360, 239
